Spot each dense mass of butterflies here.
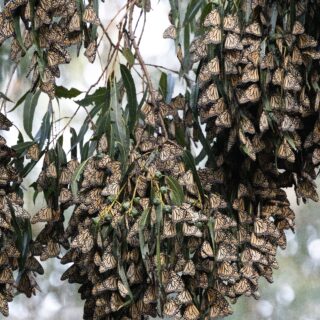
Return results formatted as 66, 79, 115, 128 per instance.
0, 0, 100, 98
1, 0, 320, 319
0, 113, 43, 317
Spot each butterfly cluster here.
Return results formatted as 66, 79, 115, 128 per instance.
0, 0, 99, 98
30, 145, 80, 263
177, 0, 320, 316
0, 113, 43, 317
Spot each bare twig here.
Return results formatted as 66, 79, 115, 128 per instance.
127, 2, 168, 140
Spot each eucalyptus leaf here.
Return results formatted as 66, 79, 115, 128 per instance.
23, 90, 41, 140
120, 64, 138, 135
166, 176, 184, 205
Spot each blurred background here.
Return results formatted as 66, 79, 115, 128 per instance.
1, 0, 320, 319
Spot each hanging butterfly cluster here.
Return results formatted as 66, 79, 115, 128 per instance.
54, 89, 232, 319
30, 145, 79, 263
0, 113, 44, 317
163, 0, 320, 316
0, 0, 99, 98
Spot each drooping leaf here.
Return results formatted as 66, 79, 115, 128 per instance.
55, 86, 82, 99
71, 157, 92, 197
166, 176, 184, 205
122, 48, 135, 67
184, 0, 205, 26
8, 90, 29, 112
23, 90, 41, 140
0, 92, 13, 102
120, 64, 138, 135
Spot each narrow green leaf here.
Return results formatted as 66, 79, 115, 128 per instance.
120, 64, 138, 135
166, 176, 184, 205
184, 0, 205, 26
8, 90, 29, 112
23, 90, 41, 140
0, 92, 13, 102
76, 87, 108, 107
36, 102, 52, 149
12, 141, 35, 155
138, 208, 151, 275
122, 48, 135, 67
71, 157, 91, 197
159, 72, 167, 101
55, 86, 82, 99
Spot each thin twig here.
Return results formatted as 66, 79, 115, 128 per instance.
128, 3, 168, 140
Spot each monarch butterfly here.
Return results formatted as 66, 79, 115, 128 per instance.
40, 240, 60, 261
162, 219, 177, 239
0, 113, 12, 131
101, 182, 120, 197
83, 5, 100, 25
141, 103, 156, 127
0, 293, 9, 317
303, 50, 320, 60
252, 135, 265, 153
241, 63, 259, 83
163, 25, 177, 39
200, 240, 214, 258
31, 207, 56, 224
182, 223, 202, 237
198, 65, 211, 87
143, 285, 157, 304
183, 304, 200, 320
278, 139, 295, 163
298, 34, 317, 49
216, 243, 238, 262
284, 92, 299, 113
127, 263, 144, 285
172, 206, 186, 223
240, 117, 256, 134
84, 40, 97, 63
190, 39, 207, 63
217, 261, 239, 282
238, 225, 251, 243
224, 33, 243, 50
292, 20, 305, 35
224, 58, 238, 75
312, 148, 320, 165
284, 73, 301, 91
0, 267, 14, 284
291, 46, 303, 65
203, 9, 221, 27
281, 115, 302, 132
241, 247, 268, 265
177, 289, 192, 305
203, 27, 222, 45
246, 49, 260, 67
223, 14, 240, 33
214, 212, 237, 230
165, 271, 184, 293
238, 84, 261, 104
215, 109, 232, 128
71, 228, 94, 254
68, 11, 81, 32
245, 22, 262, 37
209, 296, 233, 318
99, 253, 117, 273
163, 299, 180, 317
234, 278, 251, 295
260, 52, 274, 69
254, 218, 280, 238
0, 215, 10, 230
209, 193, 227, 210
296, 179, 319, 202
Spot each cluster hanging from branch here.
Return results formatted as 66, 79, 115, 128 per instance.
0, 0, 320, 319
